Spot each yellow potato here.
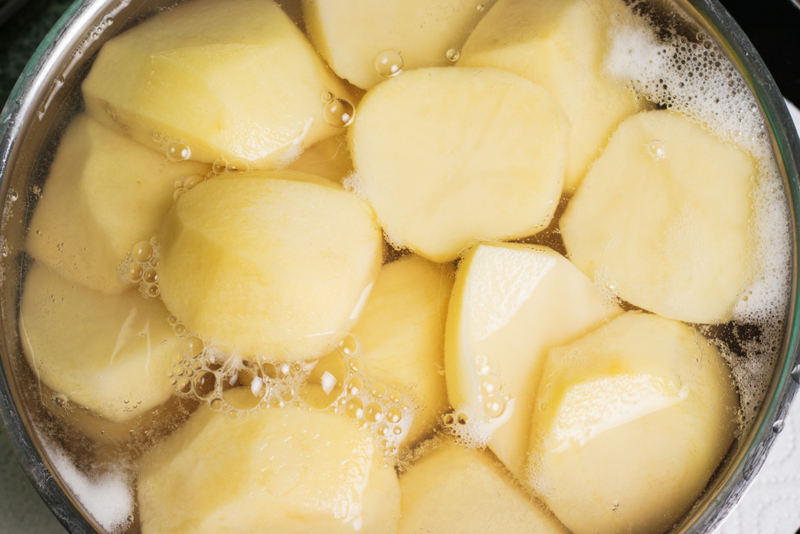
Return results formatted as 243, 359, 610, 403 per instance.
350, 68, 569, 262
303, 0, 496, 89
353, 254, 454, 448
139, 394, 400, 534
529, 312, 738, 534
398, 439, 567, 534
445, 243, 620, 479
19, 263, 177, 424
460, 0, 643, 190
561, 110, 755, 324
157, 171, 383, 360
82, 0, 352, 169
26, 114, 208, 293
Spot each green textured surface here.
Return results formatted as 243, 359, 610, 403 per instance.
0, 0, 74, 107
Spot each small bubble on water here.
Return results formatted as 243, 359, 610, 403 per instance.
393, 426, 403, 435
457, 413, 469, 425
53, 394, 68, 408
167, 315, 178, 326
147, 285, 160, 298
194, 371, 216, 398
483, 394, 506, 418
375, 50, 404, 78
131, 241, 153, 262
386, 407, 402, 424
387, 389, 402, 403
370, 382, 387, 398
321, 91, 334, 103
772, 419, 785, 433
173, 323, 187, 336
183, 336, 205, 358
150, 236, 161, 248
790, 364, 800, 384
177, 378, 191, 393
323, 98, 355, 128
210, 398, 224, 410
443, 413, 456, 426
347, 377, 364, 396
227, 158, 250, 172
645, 140, 667, 161
446, 48, 460, 62
127, 263, 143, 282
151, 130, 164, 143
345, 398, 364, 419
364, 402, 383, 423
184, 174, 205, 190
143, 269, 158, 284
480, 375, 502, 396
8, 190, 17, 201
212, 159, 228, 174
166, 142, 191, 162
475, 354, 494, 376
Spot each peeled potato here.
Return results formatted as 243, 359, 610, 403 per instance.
445, 244, 621, 479
82, 0, 352, 169
352, 254, 454, 448
139, 394, 400, 534
19, 263, 178, 424
350, 68, 569, 262
303, 0, 496, 89
158, 171, 383, 360
398, 439, 567, 534
528, 312, 738, 534
288, 133, 353, 183
26, 114, 208, 294
560, 110, 755, 324
460, 0, 642, 190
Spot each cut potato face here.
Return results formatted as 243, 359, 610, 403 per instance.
82, 0, 353, 169
560, 110, 755, 324
529, 312, 738, 534
139, 394, 400, 534
19, 263, 178, 424
445, 243, 621, 479
26, 114, 209, 294
288, 133, 353, 183
349, 68, 569, 262
157, 171, 383, 361
303, 0, 496, 90
398, 439, 567, 534
352, 254, 454, 448
459, 0, 642, 190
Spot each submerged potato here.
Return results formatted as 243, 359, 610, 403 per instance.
82, 0, 352, 169
561, 110, 755, 324
19, 263, 178, 424
398, 440, 567, 534
460, 0, 642, 190
445, 244, 621, 479
288, 133, 353, 183
26, 114, 209, 294
350, 68, 569, 262
139, 394, 401, 534
157, 171, 383, 360
353, 255, 454, 448
529, 312, 738, 534
303, 0, 496, 89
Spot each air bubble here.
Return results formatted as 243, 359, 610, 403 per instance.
147, 285, 160, 298
183, 337, 205, 358
53, 394, 68, 408
480, 375, 502, 396
386, 407, 402, 424
227, 159, 250, 172
645, 140, 667, 161
339, 333, 358, 355
393, 426, 403, 435
443, 413, 456, 426
143, 269, 158, 284
477, 3, 484, 10
483, 395, 507, 418
348, 357, 364, 374
173, 323, 187, 336
177, 378, 191, 393
772, 419, 785, 433
387, 389, 402, 403
151, 130, 164, 143
446, 49, 460, 62
131, 241, 153, 262
167, 315, 178, 326
323, 98, 355, 128
149, 236, 161, 248
364, 403, 383, 423
345, 398, 364, 419
347, 377, 364, 396
166, 142, 191, 162
173, 365, 184, 376
457, 413, 468, 425
376, 423, 390, 437
375, 50, 404, 78
212, 159, 228, 174
321, 91, 334, 103
370, 383, 386, 398
210, 398, 224, 410
475, 354, 494, 376
127, 263, 143, 282
184, 174, 204, 190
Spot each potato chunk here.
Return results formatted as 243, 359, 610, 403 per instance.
139, 394, 400, 534
82, 0, 352, 169
19, 263, 177, 424
303, 0, 495, 89
529, 312, 738, 534
352, 255, 454, 448
398, 440, 567, 534
459, 0, 642, 190
560, 111, 755, 324
26, 114, 208, 293
445, 244, 620, 479
158, 171, 382, 360
350, 68, 569, 262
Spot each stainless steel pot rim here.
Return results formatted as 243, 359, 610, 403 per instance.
0, 1, 798, 533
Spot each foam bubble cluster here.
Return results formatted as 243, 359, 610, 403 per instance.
117, 236, 161, 298
604, 11, 792, 428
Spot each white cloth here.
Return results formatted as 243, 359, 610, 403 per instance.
716, 99, 800, 534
